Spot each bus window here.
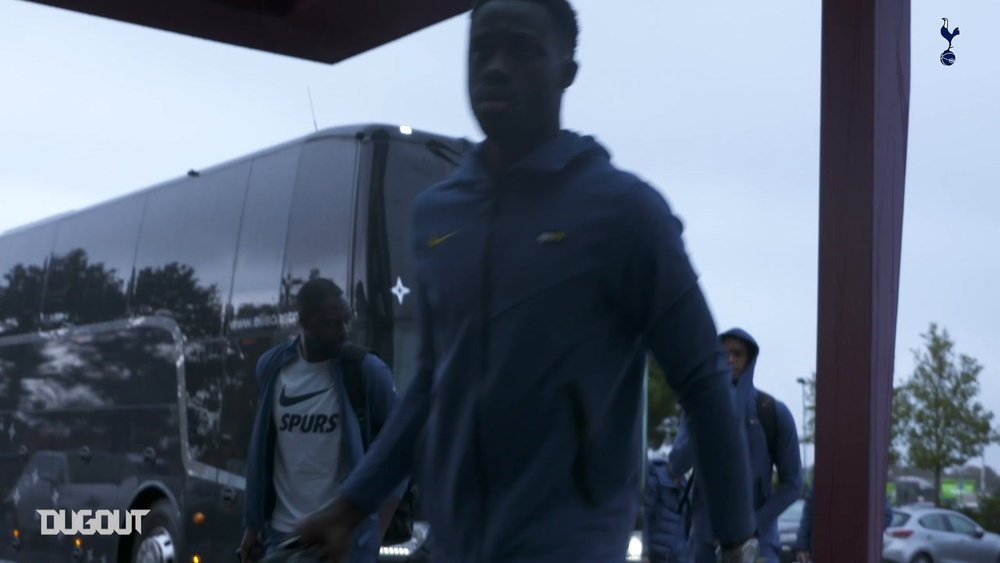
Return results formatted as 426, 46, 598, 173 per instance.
0, 223, 57, 336
229, 146, 301, 333
12, 324, 178, 411
184, 339, 225, 469
184, 338, 252, 477
217, 339, 258, 477
44, 195, 145, 326
282, 138, 358, 306
133, 162, 251, 338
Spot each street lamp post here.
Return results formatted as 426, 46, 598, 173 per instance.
983, 448, 987, 498
796, 377, 808, 473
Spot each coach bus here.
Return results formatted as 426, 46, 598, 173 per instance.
0, 123, 648, 563
0, 124, 469, 563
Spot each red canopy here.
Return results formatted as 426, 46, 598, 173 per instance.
27, 0, 470, 63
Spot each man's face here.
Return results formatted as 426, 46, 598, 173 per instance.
723, 337, 751, 381
300, 296, 351, 355
467, 0, 573, 144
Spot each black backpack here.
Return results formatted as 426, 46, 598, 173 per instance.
341, 343, 415, 545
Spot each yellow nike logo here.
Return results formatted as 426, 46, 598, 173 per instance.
428, 231, 459, 248
536, 231, 567, 244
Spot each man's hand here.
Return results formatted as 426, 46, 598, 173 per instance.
237, 528, 263, 563
795, 550, 810, 563
716, 537, 758, 563
294, 498, 366, 563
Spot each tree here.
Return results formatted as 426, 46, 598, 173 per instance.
132, 262, 221, 338
894, 324, 999, 505
800, 372, 816, 446
0, 249, 127, 334
970, 487, 1000, 534
646, 354, 680, 448
889, 386, 909, 467
42, 249, 127, 325
0, 263, 48, 333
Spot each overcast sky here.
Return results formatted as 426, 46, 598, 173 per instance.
2, 0, 998, 471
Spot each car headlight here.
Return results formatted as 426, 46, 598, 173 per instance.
626, 532, 643, 562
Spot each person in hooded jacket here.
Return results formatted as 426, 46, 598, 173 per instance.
644, 457, 691, 563
292, 1, 761, 561
669, 328, 803, 563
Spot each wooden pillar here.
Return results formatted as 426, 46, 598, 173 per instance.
813, 0, 910, 560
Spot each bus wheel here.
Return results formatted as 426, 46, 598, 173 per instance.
131, 500, 178, 563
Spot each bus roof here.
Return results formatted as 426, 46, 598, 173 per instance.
1, 124, 470, 238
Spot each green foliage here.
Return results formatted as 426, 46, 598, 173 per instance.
971, 487, 1000, 533
0, 250, 125, 332
646, 354, 680, 448
894, 323, 999, 505
0, 249, 221, 338
133, 262, 221, 337
889, 386, 909, 467
801, 372, 816, 445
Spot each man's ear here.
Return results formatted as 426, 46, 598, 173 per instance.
560, 58, 578, 90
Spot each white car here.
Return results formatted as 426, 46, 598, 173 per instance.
882, 505, 1000, 563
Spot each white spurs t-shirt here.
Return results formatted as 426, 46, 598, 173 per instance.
270, 351, 342, 532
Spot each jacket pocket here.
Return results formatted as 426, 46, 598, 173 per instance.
567, 381, 598, 508
755, 477, 766, 510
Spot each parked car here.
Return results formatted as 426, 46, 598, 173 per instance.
778, 499, 805, 563
883, 505, 1000, 563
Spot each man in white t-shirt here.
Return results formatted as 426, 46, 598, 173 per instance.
238, 278, 404, 563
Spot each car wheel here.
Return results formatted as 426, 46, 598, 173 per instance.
130, 500, 178, 563
911, 554, 932, 563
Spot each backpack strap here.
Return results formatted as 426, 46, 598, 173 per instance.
341, 343, 371, 448
678, 471, 694, 513
677, 393, 780, 527
756, 390, 779, 466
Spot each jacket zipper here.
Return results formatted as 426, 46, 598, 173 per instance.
475, 180, 504, 561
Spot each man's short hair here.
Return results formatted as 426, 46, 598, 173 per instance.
471, 0, 579, 54
296, 278, 345, 312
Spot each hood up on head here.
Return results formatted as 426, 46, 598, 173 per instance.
720, 327, 760, 401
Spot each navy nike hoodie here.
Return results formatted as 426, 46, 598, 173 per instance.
338, 131, 756, 562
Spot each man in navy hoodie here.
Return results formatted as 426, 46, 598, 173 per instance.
644, 457, 691, 563
669, 329, 803, 563
296, 1, 759, 561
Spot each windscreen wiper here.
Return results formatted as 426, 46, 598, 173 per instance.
425, 139, 462, 166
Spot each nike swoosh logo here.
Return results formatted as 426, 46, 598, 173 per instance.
428, 231, 459, 248
536, 231, 566, 244
279, 386, 332, 407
